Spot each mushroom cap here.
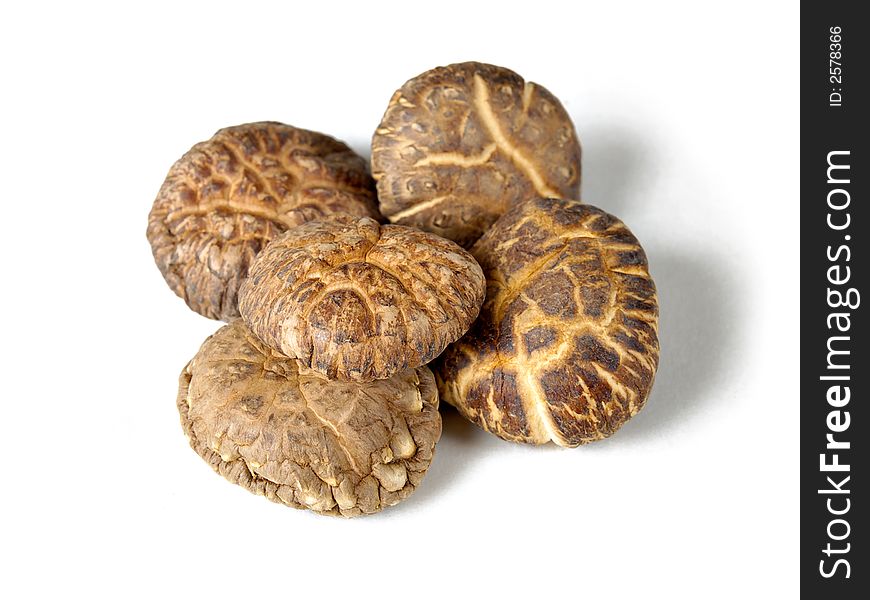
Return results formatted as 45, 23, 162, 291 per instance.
435, 198, 659, 447
238, 213, 486, 382
371, 61, 582, 248
178, 320, 442, 517
147, 121, 380, 321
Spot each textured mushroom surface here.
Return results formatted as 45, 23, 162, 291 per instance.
178, 320, 442, 517
147, 122, 379, 321
371, 62, 582, 248
239, 214, 486, 382
435, 198, 659, 446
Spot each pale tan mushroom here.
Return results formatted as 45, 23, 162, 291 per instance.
178, 320, 441, 517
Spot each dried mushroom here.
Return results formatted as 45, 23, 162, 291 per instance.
238, 213, 486, 382
147, 122, 379, 321
178, 320, 442, 517
372, 62, 582, 248
436, 198, 659, 447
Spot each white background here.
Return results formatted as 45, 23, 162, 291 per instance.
1, 1, 799, 598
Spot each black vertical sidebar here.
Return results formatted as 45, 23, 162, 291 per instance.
801, 2, 867, 596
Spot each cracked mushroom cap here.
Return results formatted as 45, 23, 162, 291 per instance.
238, 213, 486, 382
435, 198, 659, 447
178, 320, 442, 517
147, 122, 380, 321
371, 62, 582, 248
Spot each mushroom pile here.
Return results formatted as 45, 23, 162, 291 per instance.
147, 62, 660, 517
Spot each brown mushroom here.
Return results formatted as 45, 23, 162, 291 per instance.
178, 320, 442, 517
238, 213, 486, 382
435, 198, 659, 447
147, 122, 380, 321
371, 62, 582, 248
